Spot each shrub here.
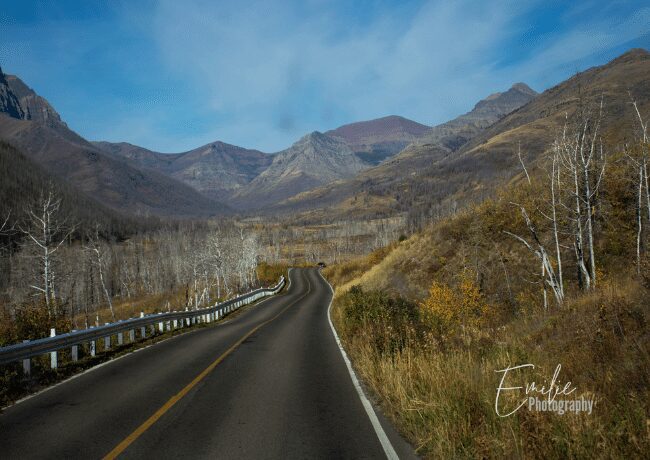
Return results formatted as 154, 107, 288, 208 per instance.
340, 285, 420, 354
419, 271, 491, 337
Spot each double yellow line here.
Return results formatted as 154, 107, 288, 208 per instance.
104, 271, 311, 459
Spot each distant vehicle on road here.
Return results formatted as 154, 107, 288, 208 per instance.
317, 262, 326, 268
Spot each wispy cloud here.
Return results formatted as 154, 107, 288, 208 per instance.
2, 0, 648, 152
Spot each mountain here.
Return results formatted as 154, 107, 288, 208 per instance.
89, 86, 532, 212
93, 140, 271, 201
0, 71, 229, 217
271, 83, 538, 218
232, 131, 370, 209
460, 49, 650, 158
326, 115, 431, 164
279, 49, 650, 224
4, 73, 70, 133
0, 141, 159, 240
414, 82, 537, 149
0, 68, 23, 120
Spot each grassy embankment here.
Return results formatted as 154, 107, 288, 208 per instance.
324, 156, 650, 458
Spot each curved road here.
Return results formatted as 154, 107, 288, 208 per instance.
0, 268, 411, 459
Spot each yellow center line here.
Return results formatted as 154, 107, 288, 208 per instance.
103, 272, 311, 459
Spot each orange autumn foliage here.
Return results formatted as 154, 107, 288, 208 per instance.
419, 271, 490, 335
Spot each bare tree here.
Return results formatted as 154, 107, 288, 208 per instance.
554, 102, 606, 290
19, 187, 75, 317
627, 97, 650, 274
631, 97, 650, 221
84, 225, 116, 321
505, 204, 564, 308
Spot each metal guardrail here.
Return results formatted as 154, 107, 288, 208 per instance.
0, 276, 285, 368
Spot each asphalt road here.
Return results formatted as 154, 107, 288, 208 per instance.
0, 268, 412, 459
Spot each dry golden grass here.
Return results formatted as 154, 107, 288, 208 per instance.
330, 275, 649, 459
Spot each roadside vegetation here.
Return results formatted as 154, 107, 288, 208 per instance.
325, 103, 650, 458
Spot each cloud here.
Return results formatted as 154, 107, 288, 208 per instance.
4, 1, 649, 152
145, 0, 541, 150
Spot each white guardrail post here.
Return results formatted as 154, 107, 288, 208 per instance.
50, 328, 57, 369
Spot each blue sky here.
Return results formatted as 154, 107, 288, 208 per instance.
1, 0, 649, 153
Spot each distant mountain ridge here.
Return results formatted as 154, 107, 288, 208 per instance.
232, 131, 370, 209
414, 82, 537, 150
0, 71, 229, 217
93, 140, 271, 201
272, 48, 650, 222
326, 115, 431, 164
0, 57, 567, 220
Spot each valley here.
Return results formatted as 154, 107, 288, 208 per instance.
0, 18, 649, 457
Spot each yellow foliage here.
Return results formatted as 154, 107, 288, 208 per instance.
419, 271, 490, 334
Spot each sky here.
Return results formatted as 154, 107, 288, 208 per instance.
1, 0, 649, 153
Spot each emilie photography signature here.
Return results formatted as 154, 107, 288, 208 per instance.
495, 363, 595, 417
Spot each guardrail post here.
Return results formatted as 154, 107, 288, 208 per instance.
50, 328, 57, 369
90, 339, 96, 357
117, 332, 123, 346
173, 319, 178, 329
22, 340, 31, 376
71, 342, 78, 362
129, 329, 135, 342
158, 321, 164, 333
140, 312, 146, 339
104, 324, 111, 351
69, 329, 78, 362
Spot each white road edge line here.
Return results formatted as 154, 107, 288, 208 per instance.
319, 269, 399, 460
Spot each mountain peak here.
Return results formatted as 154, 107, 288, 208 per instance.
473, 82, 537, 113
0, 72, 67, 130
324, 115, 430, 164
609, 47, 649, 65
0, 67, 25, 120
414, 82, 537, 150
510, 82, 537, 96
295, 131, 330, 146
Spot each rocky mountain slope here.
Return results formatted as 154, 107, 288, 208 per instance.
415, 83, 537, 149
0, 68, 23, 120
0, 72, 229, 217
88, 87, 533, 214
4, 73, 70, 133
272, 82, 538, 218
0, 141, 156, 240
94, 140, 271, 201
232, 131, 370, 209
326, 115, 431, 164
269, 49, 650, 223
